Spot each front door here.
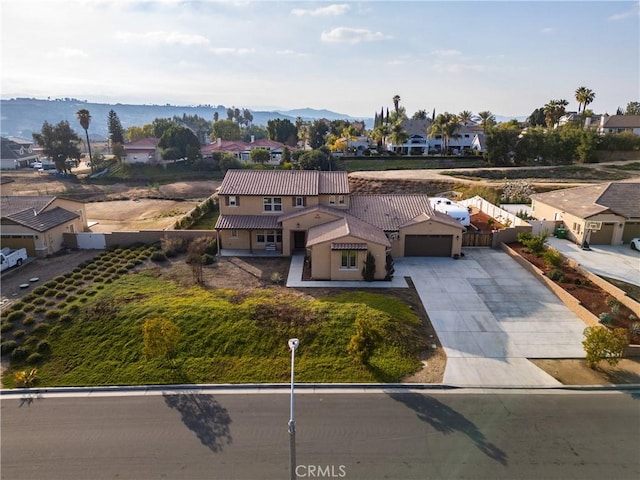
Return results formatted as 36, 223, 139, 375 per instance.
293, 231, 306, 250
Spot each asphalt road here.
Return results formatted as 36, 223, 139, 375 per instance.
1, 390, 639, 480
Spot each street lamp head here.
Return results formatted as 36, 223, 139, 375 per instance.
288, 338, 299, 351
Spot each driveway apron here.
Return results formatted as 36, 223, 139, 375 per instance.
395, 249, 587, 387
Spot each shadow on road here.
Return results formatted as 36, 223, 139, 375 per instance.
163, 393, 232, 452
388, 392, 507, 465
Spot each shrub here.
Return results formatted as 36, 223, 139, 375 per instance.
0, 322, 13, 333
72, 273, 83, 279
270, 272, 284, 285
547, 269, 564, 282
26, 352, 43, 364
202, 253, 216, 265
22, 304, 35, 313
598, 312, 613, 325
1, 340, 18, 355
44, 289, 56, 297
362, 252, 376, 282
34, 306, 46, 314
6, 310, 25, 323
542, 249, 563, 268
13, 368, 38, 387
13, 329, 26, 339
518, 232, 548, 255
45, 309, 61, 320
161, 237, 188, 257
44, 281, 57, 288
347, 317, 381, 364
608, 300, 621, 316
11, 346, 30, 361
45, 300, 56, 307
33, 286, 47, 295
33, 297, 46, 305
12, 301, 25, 310
59, 314, 73, 323
630, 322, 640, 337
582, 326, 629, 368
23, 316, 35, 326
55, 291, 68, 299
150, 251, 168, 262
36, 340, 51, 353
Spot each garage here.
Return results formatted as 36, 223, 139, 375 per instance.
588, 223, 615, 245
622, 222, 640, 243
404, 234, 452, 257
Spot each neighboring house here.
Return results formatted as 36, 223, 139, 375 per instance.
123, 138, 161, 164
201, 137, 286, 163
1, 195, 88, 257
215, 170, 464, 280
597, 115, 640, 135
1, 136, 40, 169
385, 119, 485, 154
530, 182, 640, 245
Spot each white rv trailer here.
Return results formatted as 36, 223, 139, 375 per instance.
429, 197, 471, 227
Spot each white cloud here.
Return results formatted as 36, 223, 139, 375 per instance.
321, 27, 391, 44
541, 27, 553, 33
46, 48, 88, 58
276, 49, 307, 57
114, 31, 210, 46
291, 4, 349, 16
432, 49, 462, 57
209, 47, 255, 55
608, 3, 640, 21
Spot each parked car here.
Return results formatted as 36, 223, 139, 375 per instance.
0, 247, 28, 272
630, 238, 640, 251
32, 161, 42, 169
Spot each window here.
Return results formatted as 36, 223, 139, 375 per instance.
338, 195, 345, 205
294, 197, 305, 207
256, 230, 282, 243
231, 229, 238, 238
228, 196, 237, 206
329, 195, 336, 205
263, 197, 282, 212
341, 250, 357, 269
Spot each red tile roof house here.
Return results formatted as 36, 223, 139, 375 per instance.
214, 170, 464, 281
201, 138, 286, 164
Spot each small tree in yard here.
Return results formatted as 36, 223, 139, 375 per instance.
362, 252, 376, 282
384, 252, 395, 281
14, 368, 38, 388
347, 317, 381, 364
582, 326, 629, 369
143, 318, 181, 362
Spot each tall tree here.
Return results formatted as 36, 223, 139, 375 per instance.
266, 118, 298, 145
107, 110, 125, 145
152, 118, 176, 139
428, 112, 460, 154
389, 121, 408, 154
307, 120, 329, 149
478, 110, 497, 132
32, 121, 82, 173
158, 125, 201, 163
392, 95, 401, 114
458, 110, 476, 126
575, 86, 595, 113
625, 101, 640, 115
543, 99, 569, 128
211, 119, 241, 141
526, 108, 545, 127
412, 109, 427, 120
76, 108, 92, 171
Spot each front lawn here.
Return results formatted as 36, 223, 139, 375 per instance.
2, 265, 426, 387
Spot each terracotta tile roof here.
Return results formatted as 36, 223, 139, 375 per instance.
331, 243, 368, 250
217, 170, 349, 196
5, 206, 79, 232
215, 214, 280, 230
124, 138, 159, 149
307, 214, 391, 247
530, 182, 640, 219
277, 204, 342, 223
201, 141, 247, 154
347, 194, 464, 231
1, 195, 56, 216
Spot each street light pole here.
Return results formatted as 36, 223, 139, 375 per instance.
288, 338, 299, 480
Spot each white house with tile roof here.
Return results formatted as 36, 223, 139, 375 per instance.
215, 169, 464, 280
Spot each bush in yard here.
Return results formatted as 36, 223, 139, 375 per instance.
161, 237, 188, 257
11, 346, 30, 361
33, 323, 51, 335
201, 253, 216, 265
518, 231, 547, 255
542, 249, 563, 268
583, 326, 629, 368
23, 316, 35, 326
22, 304, 35, 312
630, 321, 640, 337
384, 253, 395, 281
26, 352, 43, 364
547, 269, 564, 282
598, 312, 613, 325
1, 323, 13, 333
347, 317, 382, 364
13, 368, 38, 388
142, 318, 181, 361
1, 340, 18, 355
6, 310, 25, 323
362, 252, 376, 282
150, 251, 168, 262
13, 329, 26, 339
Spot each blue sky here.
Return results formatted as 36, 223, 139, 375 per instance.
1, 1, 638, 119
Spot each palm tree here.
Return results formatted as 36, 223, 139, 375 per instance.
392, 95, 401, 114
76, 109, 92, 171
458, 110, 476, 126
428, 112, 460, 154
370, 124, 391, 151
477, 111, 496, 133
543, 99, 569, 128
389, 121, 408, 154
575, 86, 595, 114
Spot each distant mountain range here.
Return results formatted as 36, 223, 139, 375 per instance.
0, 98, 371, 140
0, 97, 526, 141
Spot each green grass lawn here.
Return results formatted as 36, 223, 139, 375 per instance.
3, 273, 425, 387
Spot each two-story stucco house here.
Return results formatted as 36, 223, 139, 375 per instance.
215, 170, 464, 280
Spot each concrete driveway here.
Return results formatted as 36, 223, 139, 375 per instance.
395, 249, 587, 387
546, 236, 640, 286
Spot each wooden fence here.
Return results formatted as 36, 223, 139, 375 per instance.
462, 232, 493, 247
